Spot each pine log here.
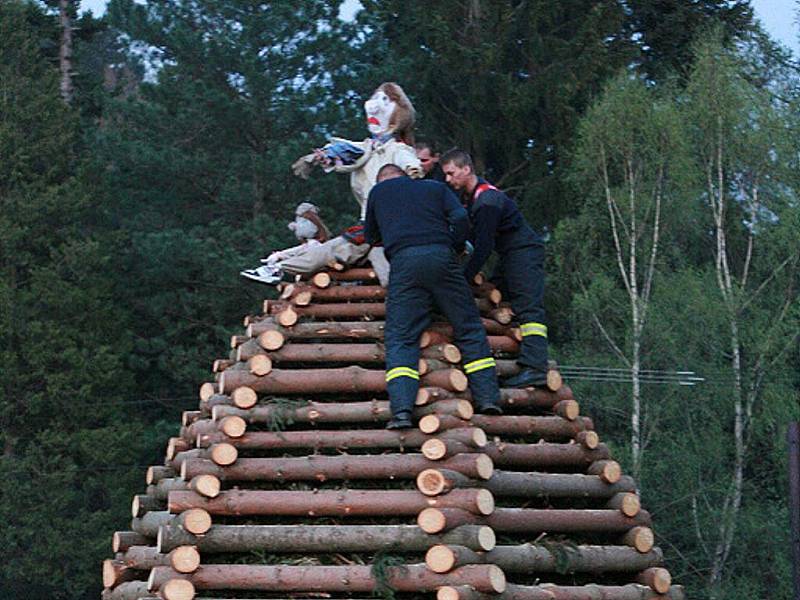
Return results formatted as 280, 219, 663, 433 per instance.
426, 544, 663, 574
247, 320, 385, 339
622, 527, 655, 553
182, 411, 202, 427
102, 559, 145, 588
199, 382, 215, 402
636, 568, 671, 594
132, 509, 212, 538
576, 431, 600, 450
417, 468, 473, 496
117, 545, 201, 574
607, 492, 641, 517
456, 415, 593, 439
148, 563, 506, 594
196, 426, 487, 452
146, 466, 175, 485
422, 438, 474, 461
112, 531, 149, 553
588, 460, 622, 484
238, 341, 460, 366
269, 302, 386, 323
101, 581, 150, 600
292, 284, 387, 303
417, 507, 651, 534
325, 267, 378, 281
146, 478, 189, 502
168, 488, 495, 517
166, 437, 191, 461
483, 471, 636, 499
132, 494, 164, 518
416, 386, 574, 411
211, 397, 470, 426
218, 366, 467, 395
157, 523, 495, 554
437, 583, 686, 600
211, 359, 234, 373
181, 452, 493, 482
429, 318, 521, 339
481, 442, 610, 469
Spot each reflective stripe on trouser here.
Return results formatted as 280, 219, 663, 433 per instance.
385, 245, 500, 415
490, 244, 548, 371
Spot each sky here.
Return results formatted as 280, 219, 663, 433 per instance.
79, 0, 799, 54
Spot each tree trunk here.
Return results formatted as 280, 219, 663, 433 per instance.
168, 488, 496, 517
58, 0, 74, 103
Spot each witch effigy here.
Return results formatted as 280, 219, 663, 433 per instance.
240, 82, 422, 286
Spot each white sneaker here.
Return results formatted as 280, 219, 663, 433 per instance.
240, 265, 283, 285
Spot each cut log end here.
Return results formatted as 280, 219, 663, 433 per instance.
589, 459, 622, 484
102, 559, 120, 589
426, 544, 456, 573
180, 508, 212, 535
611, 492, 641, 517
471, 428, 488, 448
476, 489, 495, 515
450, 369, 468, 392
199, 383, 215, 402
190, 474, 221, 498
576, 430, 599, 450
258, 330, 285, 351
623, 526, 655, 553
312, 272, 331, 288
210, 443, 238, 466
418, 414, 442, 435
475, 454, 494, 480
421, 438, 447, 461
170, 546, 201, 574
417, 469, 447, 496
487, 564, 506, 593
294, 290, 313, 306
554, 399, 579, 421
248, 354, 272, 376
231, 386, 258, 409
638, 567, 672, 594
219, 415, 247, 438
477, 525, 496, 551
161, 578, 195, 600
417, 507, 446, 534
442, 344, 462, 363
546, 368, 563, 391
455, 400, 474, 420
277, 307, 298, 327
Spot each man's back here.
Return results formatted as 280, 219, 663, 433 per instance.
365, 176, 468, 260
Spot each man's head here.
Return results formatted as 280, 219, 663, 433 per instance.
440, 148, 476, 192
364, 82, 416, 144
376, 163, 405, 183
414, 141, 439, 175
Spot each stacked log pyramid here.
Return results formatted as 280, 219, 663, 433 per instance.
102, 266, 685, 600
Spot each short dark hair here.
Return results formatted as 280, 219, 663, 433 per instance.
376, 163, 405, 182
414, 141, 438, 155
440, 148, 474, 172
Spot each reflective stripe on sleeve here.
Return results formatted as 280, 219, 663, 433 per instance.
463, 357, 497, 374
520, 322, 548, 338
385, 366, 420, 382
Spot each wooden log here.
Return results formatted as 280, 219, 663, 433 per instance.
102, 559, 145, 588
417, 507, 651, 534
132, 494, 164, 518
607, 492, 641, 517
188, 474, 221, 498
217, 415, 246, 438
416, 386, 574, 411
117, 545, 201, 574
240, 342, 459, 366
270, 302, 387, 323
483, 471, 636, 499
181, 452, 493, 482
636, 568, 672, 594
112, 531, 149, 553
168, 488, 495, 517
553, 399, 580, 421
482, 442, 610, 469
158, 523, 496, 553
197, 426, 487, 452
576, 430, 600, 450
326, 267, 378, 281
311, 271, 332, 288
417, 468, 473, 496
130, 509, 211, 537
427, 544, 663, 574
182, 411, 202, 427
199, 382, 215, 402
219, 366, 467, 395
297, 284, 387, 303
588, 460, 622, 484
211, 397, 470, 426
166, 437, 190, 461
146, 466, 175, 485
429, 318, 521, 338
211, 359, 234, 373
148, 563, 506, 594
622, 526, 655, 553
157, 578, 195, 600
147, 478, 189, 502
100, 581, 150, 600
247, 319, 385, 339
229, 335, 248, 349
437, 583, 686, 600
459, 415, 593, 439
422, 438, 474, 460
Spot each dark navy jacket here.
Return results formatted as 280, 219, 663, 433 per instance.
464, 177, 543, 280
364, 176, 469, 260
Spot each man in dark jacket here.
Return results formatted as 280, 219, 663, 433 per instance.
365, 164, 501, 429
441, 149, 549, 388
415, 141, 446, 182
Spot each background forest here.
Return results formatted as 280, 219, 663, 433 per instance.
1, 0, 798, 598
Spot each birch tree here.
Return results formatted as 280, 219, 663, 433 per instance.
684, 35, 800, 596
566, 74, 690, 478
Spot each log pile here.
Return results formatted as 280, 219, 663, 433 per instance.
102, 267, 684, 600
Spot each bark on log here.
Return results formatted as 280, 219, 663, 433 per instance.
607, 493, 641, 517
426, 544, 663, 574
148, 563, 506, 594
182, 453, 493, 482
466, 415, 592, 439
132, 494, 164, 518
132, 509, 212, 538
429, 318, 520, 338
117, 545, 201, 574
168, 488, 495, 517
622, 527, 655, 553
146, 478, 189, 502
588, 460, 622, 484
416, 386, 574, 411
482, 442, 610, 469
112, 531, 150, 553
636, 568, 671, 594
211, 397, 469, 426
418, 507, 651, 534
270, 302, 387, 323
157, 523, 495, 554
102, 559, 145, 588
146, 466, 175, 485
197, 426, 487, 452
219, 366, 467, 395
247, 320, 385, 339
291, 284, 387, 303
238, 342, 460, 366
437, 583, 686, 600
101, 581, 150, 600
483, 471, 636, 499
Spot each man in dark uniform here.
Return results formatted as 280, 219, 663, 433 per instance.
415, 141, 446, 182
441, 149, 549, 388
365, 164, 502, 429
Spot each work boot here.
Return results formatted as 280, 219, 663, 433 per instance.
476, 402, 503, 416
386, 411, 413, 430
503, 367, 549, 389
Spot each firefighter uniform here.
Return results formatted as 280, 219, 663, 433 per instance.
365, 175, 501, 423
463, 178, 548, 380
